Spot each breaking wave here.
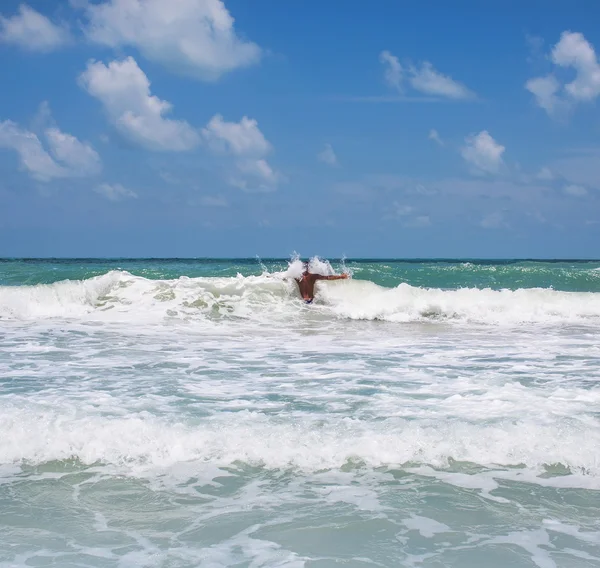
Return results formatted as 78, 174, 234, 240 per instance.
1, 267, 600, 325
1, 408, 599, 483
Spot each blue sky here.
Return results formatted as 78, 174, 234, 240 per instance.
1, 0, 600, 258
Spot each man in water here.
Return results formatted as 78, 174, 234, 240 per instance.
295, 262, 348, 303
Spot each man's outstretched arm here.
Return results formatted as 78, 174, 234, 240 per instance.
315, 274, 349, 281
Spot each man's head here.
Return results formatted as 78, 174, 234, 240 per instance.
303, 261, 310, 274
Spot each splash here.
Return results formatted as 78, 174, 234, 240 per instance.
275, 254, 337, 280
1, 267, 600, 325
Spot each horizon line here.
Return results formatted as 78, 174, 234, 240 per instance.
2, 257, 600, 262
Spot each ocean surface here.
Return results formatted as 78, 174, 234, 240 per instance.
1, 257, 600, 568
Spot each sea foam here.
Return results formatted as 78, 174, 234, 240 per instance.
1, 270, 600, 325
1, 407, 598, 483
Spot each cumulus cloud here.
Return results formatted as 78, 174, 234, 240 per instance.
0, 4, 71, 52
525, 75, 563, 116
379, 50, 474, 99
79, 0, 261, 80
428, 129, 444, 146
409, 62, 474, 99
380, 50, 403, 91
230, 158, 280, 192
95, 182, 137, 201
79, 57, 200, 151
79, 59, 278, 187
526, 31, 600, 115
318, 143, 338, 166
45, 128, 101, 176
202, 114, 280, 192
553, 32, 600, 101
0, 121, 68, 181
202, 114, 270, 156
461, 131, 505, 175
0, 118, 101, 182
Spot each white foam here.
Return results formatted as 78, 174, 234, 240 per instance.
0, 270, 298, 323
2, 269, 600, 325
401, 515, 451, 538
1, 409, 598, 485
0, 271, 122, 319
320, 280, 600, 325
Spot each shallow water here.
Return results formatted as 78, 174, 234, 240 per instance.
1, 258, 599, 567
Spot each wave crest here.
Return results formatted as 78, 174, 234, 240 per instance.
1, 409, 598, 485
2, 270, 600, 325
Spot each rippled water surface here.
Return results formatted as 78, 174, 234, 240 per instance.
1, 258, 599, 567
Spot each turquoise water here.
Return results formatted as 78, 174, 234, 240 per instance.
1, 258, 600, 567
3, 258, 600, 291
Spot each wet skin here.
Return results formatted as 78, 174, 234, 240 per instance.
295, 270, 348, 301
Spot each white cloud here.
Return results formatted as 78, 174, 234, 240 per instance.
409, 62, 473, 99
231, 158, 281, 192
379, 51, 473, 99
379, 50, 403, 91
526, 31, 600, 115
45, 128, 101, 176
236, 158, 277, 180
552, 31, 600, 101
80, 0, 261, 80
318, 143, 338, 166
202, 114, 281, 191
31, 101, 53, 132
525, 75, 563, 116
79, 59, 281, 188
0, 4, 71, 52
79, 57, 200, 151
428, 129, 444, 146
461, 131, 505, 175
95, 182, 137, 201
0, 121, 68, 181
202, 114, 270, 156
564, 184, 587, 197
0, 119, 101, 182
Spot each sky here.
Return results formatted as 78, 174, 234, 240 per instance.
1, 0, 600, 258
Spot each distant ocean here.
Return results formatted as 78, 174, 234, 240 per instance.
1, 258, 600, 567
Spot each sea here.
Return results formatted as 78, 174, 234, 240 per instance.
1, 257, 599, 568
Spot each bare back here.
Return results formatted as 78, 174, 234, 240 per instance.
295, 273, 320, 301
295, 271, 348, 302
